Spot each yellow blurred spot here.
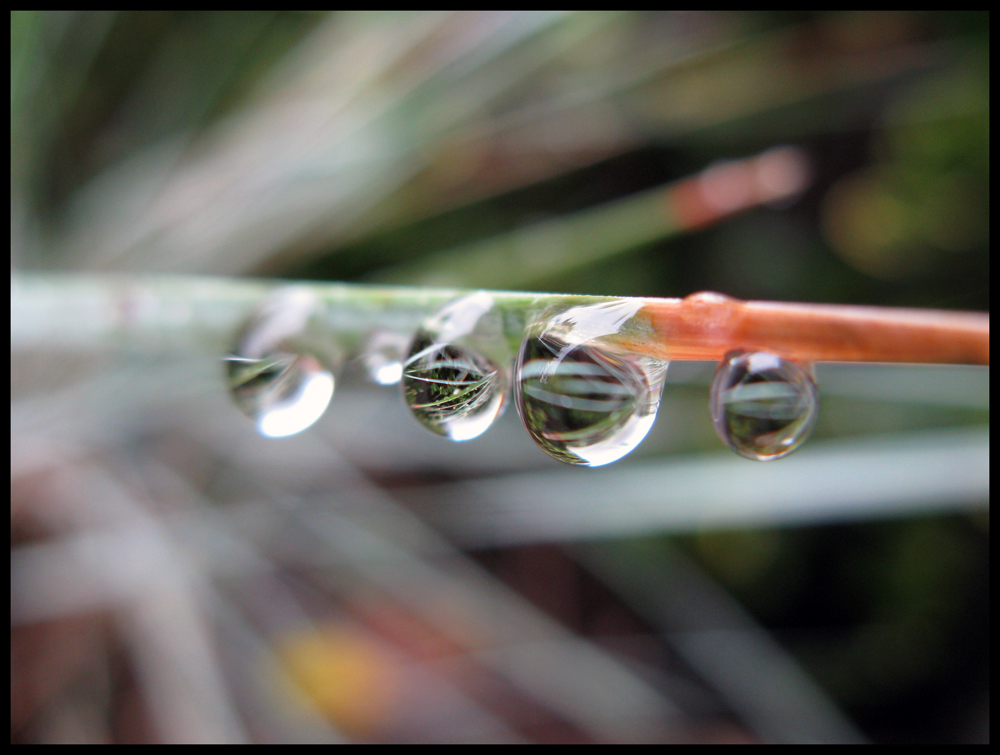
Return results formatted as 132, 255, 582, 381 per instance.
822, 172, 931, 279
279, 623, 398, 736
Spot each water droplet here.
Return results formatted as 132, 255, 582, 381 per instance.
359, 330, 409, 385
226, 288, 336, 438
402, 292, 509, 441
710, 350, 818, 460
514, 300, 669, 466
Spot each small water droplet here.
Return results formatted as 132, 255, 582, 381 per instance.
359, 330, 410, 385
514, 300, 669, 466
710, 350, 818, 460
402, 292, 509, 441
226, 288, 336, 438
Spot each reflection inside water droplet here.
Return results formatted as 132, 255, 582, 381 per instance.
515, 300, 668, 467
710, 350, 818, 460
402, 292, 509, 441
226, 288, 336, 438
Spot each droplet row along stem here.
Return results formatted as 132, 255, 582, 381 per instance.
308, 286, 990, 367
399, 296, 818, 466
220, 285, 984, 466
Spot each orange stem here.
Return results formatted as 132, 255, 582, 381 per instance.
634, 292, 989, 365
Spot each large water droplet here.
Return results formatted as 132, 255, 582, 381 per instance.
226, 288, 336, 438
514, 300, 669, 466
402, 292, 509, 441
710, 350, 818, 460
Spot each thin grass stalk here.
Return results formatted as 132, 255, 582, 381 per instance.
12, 274, 989, 366
373, 146, 811, 288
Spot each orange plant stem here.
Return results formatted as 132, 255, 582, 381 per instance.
636, 292, 989, 365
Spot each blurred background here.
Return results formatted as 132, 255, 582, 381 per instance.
10, 11, 989, 743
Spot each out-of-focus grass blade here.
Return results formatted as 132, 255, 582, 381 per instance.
402, 428, 989, 546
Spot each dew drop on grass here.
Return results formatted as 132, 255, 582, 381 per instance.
402, 292, 509, 441
226, 288, 335, 438
710, 350, 818, 460
514, 299, 669, 467
359, 330, 410, 386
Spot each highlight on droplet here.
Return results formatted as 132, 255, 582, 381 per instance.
253, 357, 335, 438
